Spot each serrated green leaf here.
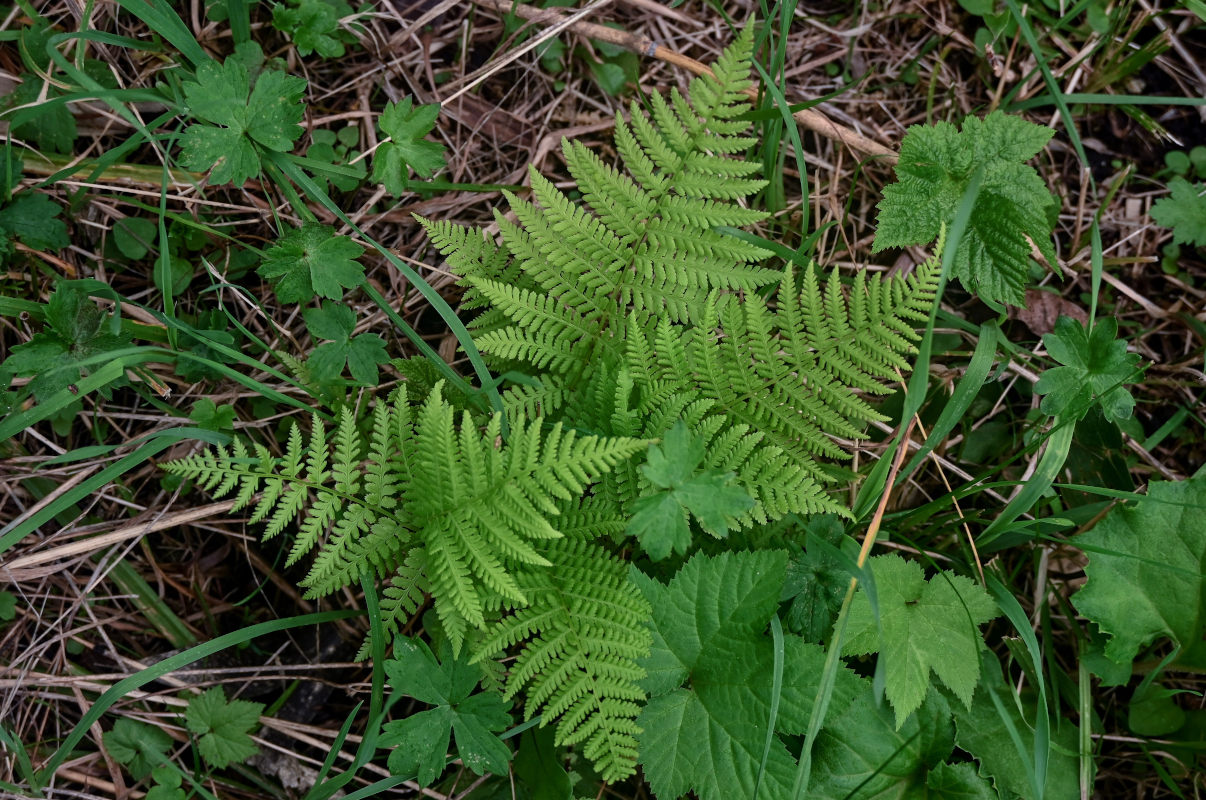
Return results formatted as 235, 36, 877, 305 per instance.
636, 551, 974, 800
258, 223, 365, 303
2, 283, 131, 401
382, 637, 512, 786
104, 718, 172, 780
952, 663, 1080, 800
1151, 176, 1206, 247
0, 193, 69, 252
843, 554, 999, 727
1034, 316, 1141, 424
184, 686, 263, 769
626, 421, 754, 560
178, 57, 306, 186
1071, 469, 1206, 671
6, 75, 77, 153
372, 97, 446, 191
273, 0, 357, 57
872, 111, 1056, 305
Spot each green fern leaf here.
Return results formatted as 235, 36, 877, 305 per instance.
474, 536, 652, 783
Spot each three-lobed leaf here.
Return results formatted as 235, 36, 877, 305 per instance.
303, 301, 388, 385
626, 421, 754, 560
257, 222, 366, 303
372, 97, 447, 192
1034, 315, 1141, 424
381, 637, 512, 786
873, 110, 1057, 306
103, 718, 172, 780
184, 686, 264, 769
843, 554, 999, 727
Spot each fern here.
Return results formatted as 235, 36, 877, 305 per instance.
164, 385, 645, 653
168, 23, 945, 785
475, 534, 652, 784
419, 24, 779, 393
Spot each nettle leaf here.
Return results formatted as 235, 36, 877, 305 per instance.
2, 283, 132, 401
303, 301, 388, 385
103, 718, 172, 780
626, 421, 755, 560
635, 551, 991, 800
178, 57, 307, 186
184, 686, 263, 769
872, 110, 1057, 306
1071, 468, 1206, 672
372, 97, 447, 192
1034, 316, 1141, 424
843, 554, 999, 727
382, 637, 513, 786
1151, 176, 1206, 247
257, 222, 365, 303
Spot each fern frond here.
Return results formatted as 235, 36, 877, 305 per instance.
426, 23, 776, 378
474, 537, 652, 783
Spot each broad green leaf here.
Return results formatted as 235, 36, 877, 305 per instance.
2, 283, 132, 401
0, 590, 15, 621
145, 765, 185, 800
382, 637, 512, 786
372, 97, 447, 192
184, 686, 263, 769
952, 663, 1079, 800
302, 301, 388, 385
1071, 469, 1206, 671
924, 762, 998, 799
626, 421, 754, 560
635, 551, 983, 800
179, 57, 306, 186
1034, 316, 1141, 425
103, 718, 171, 780
872, 111, 1057, 305
258, 223, 366, 303
0, 193, 70, 252
1151, 177, 1206, 247
843, 554, 999, 727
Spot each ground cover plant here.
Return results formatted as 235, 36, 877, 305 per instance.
0, 1, 1203, 799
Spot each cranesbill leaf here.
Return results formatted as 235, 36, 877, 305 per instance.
1034, 315, 1141, 424
273, 0, 356, 58
1151, 177, 1206, 247
382, 637, 512, 787
184, 687, 263, 769
872, 111, 1057, 306
843, 554, 998, 727
372, 97, 446, 192
626, 421, 754, 560
178, 57, 306, 186
258, 223, 365, 303
103, 718, 172, 780
1071, 468, 1206, 672
2, 283, 132, 400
